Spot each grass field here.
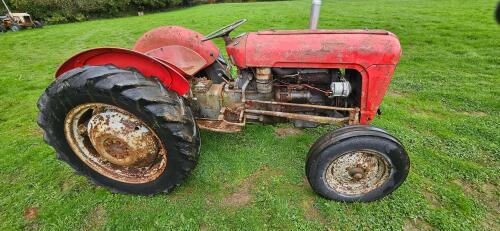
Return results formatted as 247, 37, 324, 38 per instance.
0, 0, 499, 230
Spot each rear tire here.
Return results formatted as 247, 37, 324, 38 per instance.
306, 125, 409, 202
37, 65, 200, 194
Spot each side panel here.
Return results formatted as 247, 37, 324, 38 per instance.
134, 26, 219, 75
360, 65, 397, 124
228, 30, 401, 69
56, 48, 190, 96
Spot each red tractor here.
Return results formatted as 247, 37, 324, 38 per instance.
38, 19, 409, 202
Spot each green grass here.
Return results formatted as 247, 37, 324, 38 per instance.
1, 0, 499, 230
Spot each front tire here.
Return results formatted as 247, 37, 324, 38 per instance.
37, 65, 200, 194
306, 125, 410, 202
33, 21, 43, 28
10, 23, 20, 32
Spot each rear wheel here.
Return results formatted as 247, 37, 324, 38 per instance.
306, 126, 409, 202
38, 65, 200, 194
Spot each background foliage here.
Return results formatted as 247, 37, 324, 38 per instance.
0, 0, 498, 230
1, 0, 279, 23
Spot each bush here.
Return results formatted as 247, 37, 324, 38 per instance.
2, 0, 204, 23
1, 0, 281, 24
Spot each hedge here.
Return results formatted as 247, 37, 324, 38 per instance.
1, 0, 282, 24
1, 0, 202, 23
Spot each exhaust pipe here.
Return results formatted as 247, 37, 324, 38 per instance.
309, 0, 322, 29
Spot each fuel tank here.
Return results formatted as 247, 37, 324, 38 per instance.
226, 29, 401, 69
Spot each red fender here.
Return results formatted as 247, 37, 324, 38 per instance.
55, 48, 191, 96
133, 26, 220, 76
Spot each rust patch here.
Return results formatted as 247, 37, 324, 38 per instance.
197, 119, 243, 133
24, 207, 38, 220
275, 127, 304, 137
64, 103, 168, 184
403, 218, 433, 231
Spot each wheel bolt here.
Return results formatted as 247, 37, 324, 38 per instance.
352, 173, 363, 180
347, 167, 365, 180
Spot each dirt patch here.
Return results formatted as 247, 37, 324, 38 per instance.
222, 187, 252, 207
459, 111, 487, 117
481, 183, 499, 208
275, 127, 304, 137
24, 207, 38, 220
388, 90, 405, 98
60, 179, 75, 192
302, 197, 326, 224
453, 179, 500, 230
84, 205, 106, 231
303, 176, 310, 189
222, 166, 266, 207
453, 179, 499, 210
222, 165, 283, 208
480, 210, 500, 231
168, 187, 194, 201
31, 128, 44, 136
403, 218, 433, 231
423, 190, 441, 208
199, 223, 209, 231
409, 107, 446, 119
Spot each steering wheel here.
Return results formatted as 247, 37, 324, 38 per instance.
202, 19, 247, 41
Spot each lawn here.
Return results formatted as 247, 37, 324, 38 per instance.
0, 0, 499, 230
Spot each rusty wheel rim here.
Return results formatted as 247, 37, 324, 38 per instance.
64, 103, 167, 184
325, 150, 390, 196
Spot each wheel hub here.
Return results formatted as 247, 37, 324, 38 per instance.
325, 150, 391, 195
347, 166, 365, 180
64, 103, 167, 184
87, 110, 159, 167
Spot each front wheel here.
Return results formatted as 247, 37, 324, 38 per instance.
33, 21, 43, 28
306, 125, 410, 202
38, 65, 200, 194
10, 23, 20, 32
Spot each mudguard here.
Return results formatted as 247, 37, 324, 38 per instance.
56, 48, 190, 96
133, 26, 220, 76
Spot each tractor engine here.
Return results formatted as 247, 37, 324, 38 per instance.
191, 67, 361, 130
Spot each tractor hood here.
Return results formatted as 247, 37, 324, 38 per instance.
226, 29, 402, 70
